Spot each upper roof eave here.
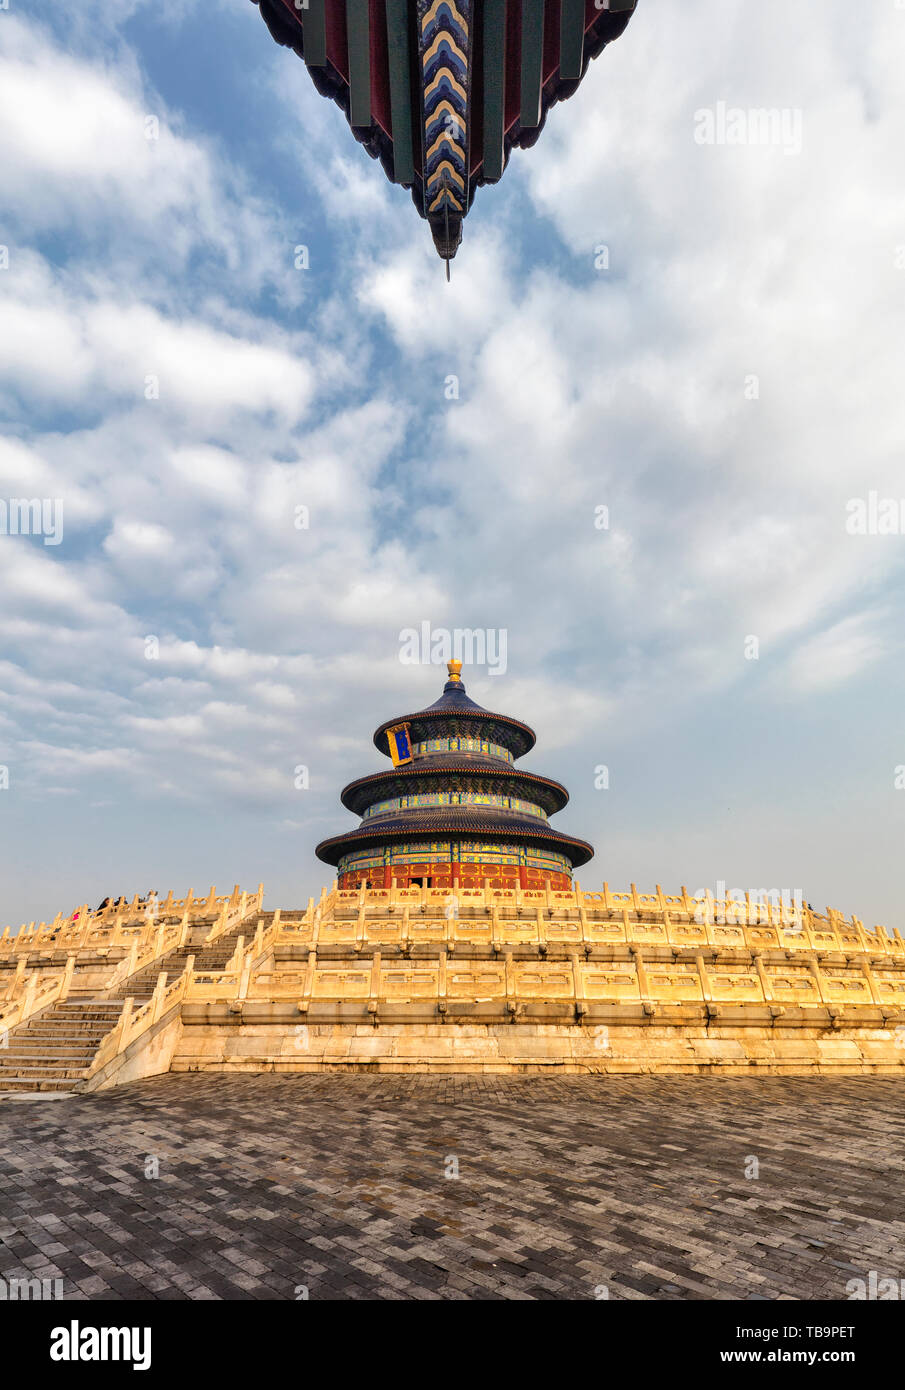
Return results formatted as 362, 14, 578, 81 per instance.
340, 761, 569, 815
373, 703, 536, 758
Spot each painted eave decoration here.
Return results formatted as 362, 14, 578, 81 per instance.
251, 0, 639, 271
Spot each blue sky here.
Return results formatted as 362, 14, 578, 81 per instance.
1, 0, 904, 931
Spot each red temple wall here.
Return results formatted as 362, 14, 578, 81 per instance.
337, 863, 572, 891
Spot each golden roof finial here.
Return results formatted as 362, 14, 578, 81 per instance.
447, 659, 462, 684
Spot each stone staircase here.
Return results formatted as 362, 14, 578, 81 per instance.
0, 921, 255, 1093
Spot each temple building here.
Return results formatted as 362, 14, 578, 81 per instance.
4, 664, 905, 1087
251, 0, 638, 267
315, 660, 592, 890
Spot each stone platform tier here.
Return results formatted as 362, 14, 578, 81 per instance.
3, 882, 905, 1086
0, 885, 264, 1092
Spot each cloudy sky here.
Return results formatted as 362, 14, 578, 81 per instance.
1, 0, 903, 932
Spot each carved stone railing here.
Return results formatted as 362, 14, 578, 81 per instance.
163, 881, 905, 1024
7, 881, 890, 961
82, 956, 196, 1086
171, 943, 905, 1023
0, 955, 76, 1035
103, 916, 191, 993
252, 884, 902, 962
200, 886, 265, 946
0, 883, 266, 961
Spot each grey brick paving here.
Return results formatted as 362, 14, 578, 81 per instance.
0, 1075, 903, 1300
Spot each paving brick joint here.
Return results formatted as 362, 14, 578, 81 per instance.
1, 1075, 902, 1301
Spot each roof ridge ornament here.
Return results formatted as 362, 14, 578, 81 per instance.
446, 659, 463, 685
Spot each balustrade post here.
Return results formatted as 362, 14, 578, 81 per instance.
115, 998, 134, 1051
299, 949, 316, 1015
368, 950, 382, 1022
631, 944, 653, 1011
807, 954, 831, 1006
851, 914, 871, 951
861, 957, 883, 1007
60, 954, 76, 1002
695, 951, 713, 1005
570, 950, 585, 1018
7, 957, 26, 1001
753, 952, 774, 1004
22, 972, 37, 1020
150, 973, 167, 1023
504, 950, 515, 1016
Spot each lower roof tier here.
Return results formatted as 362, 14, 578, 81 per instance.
336, 836, 572, 873
315, 818, 594, 870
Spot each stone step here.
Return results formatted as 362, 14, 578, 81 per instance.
44, 1012, 125, 1020
23, 1007, 119, 1015
5, 1022, 99, 1037
21, 1023, 120, 1034
0, 1052, 89, 1066
32, 1020, 123, 1029
0, 1078, 81, 1091
0, 1061, 88, 1073
24, 1020, 118, 1028
0, 1065, 88, 1079
96, 992, 158, 1000
21, 1013, 119, 1022
1, 1053, 95, 1064
12, 1033, 111, 1043
53, 1001, 126, 1009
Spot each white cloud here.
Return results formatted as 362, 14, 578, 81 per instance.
780, 613, 890, 695
0, 11, 296, 299
0, 259, 316, 424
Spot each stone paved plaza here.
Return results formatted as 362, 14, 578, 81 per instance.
1, 1075, 903, 1301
